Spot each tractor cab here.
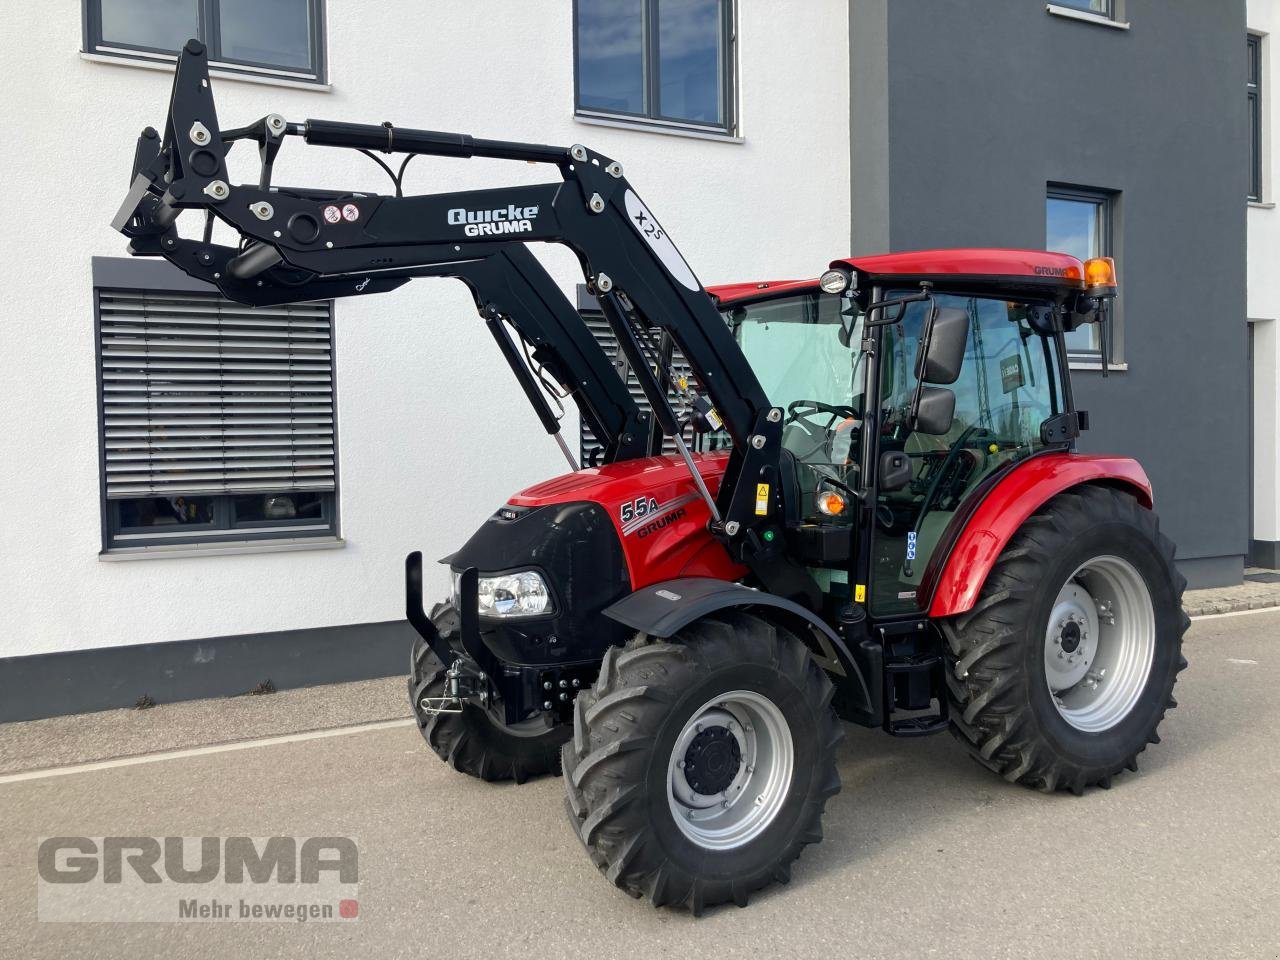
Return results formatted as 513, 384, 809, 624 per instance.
710, 249, 1117, 622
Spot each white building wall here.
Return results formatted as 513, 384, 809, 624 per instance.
0, 1, 850, 658
1250, 0, 1280, 553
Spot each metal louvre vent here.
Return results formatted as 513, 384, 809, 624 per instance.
579, 311, 693, 461
98, 290, 336, 499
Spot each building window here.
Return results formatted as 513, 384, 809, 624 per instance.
1046, 186, 1116, 355
83, 0, 326, 83
1250, 33, 1264, 202
574, 0, 736, 135
1052, 0, 1113, 15
96, 289, 338, 551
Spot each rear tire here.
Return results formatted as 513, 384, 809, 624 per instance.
562, 612, 842, 914
409, 604, 568, 783
943, 485, 1188, 794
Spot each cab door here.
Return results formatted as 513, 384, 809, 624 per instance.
869, 293, 1063, 618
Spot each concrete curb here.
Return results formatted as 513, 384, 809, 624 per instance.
1184, 596, 1280, 617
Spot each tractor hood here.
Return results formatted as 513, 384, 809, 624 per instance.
443, 451, 744, 677
506, 450, 746, 589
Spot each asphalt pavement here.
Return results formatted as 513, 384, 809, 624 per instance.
2, 609, 1277, 960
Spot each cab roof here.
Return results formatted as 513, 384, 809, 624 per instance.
708, 248, 1088, 305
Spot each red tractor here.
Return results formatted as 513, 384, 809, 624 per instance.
116, 42, 1187, 915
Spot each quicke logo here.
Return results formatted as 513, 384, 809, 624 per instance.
447, 204, 539, 237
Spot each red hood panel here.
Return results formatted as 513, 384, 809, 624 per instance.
509, 451, 746, 589
511, 452, 731, 505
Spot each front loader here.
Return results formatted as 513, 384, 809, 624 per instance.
114, 41, 1188, 914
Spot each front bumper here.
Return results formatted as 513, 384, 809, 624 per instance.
405, 551, 594, 726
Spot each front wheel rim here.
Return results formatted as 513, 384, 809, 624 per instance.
666, 690, 794, 851
1044, 555, 1156, 733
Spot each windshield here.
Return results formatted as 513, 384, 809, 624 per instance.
725, 292, 866, 521
730, 293, 863, 411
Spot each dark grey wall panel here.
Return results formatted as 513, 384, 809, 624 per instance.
849, 0, 891, 255
867, 0, 1248, 586
0, 620, 415, 723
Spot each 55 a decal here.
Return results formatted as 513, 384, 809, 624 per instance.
620, 493, 699, 537
620, 496, 660, 525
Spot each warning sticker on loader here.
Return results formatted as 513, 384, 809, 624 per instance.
855, 584, 866, 603
755, 483, 770, 516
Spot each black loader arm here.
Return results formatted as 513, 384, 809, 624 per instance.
113, 39, 808, 595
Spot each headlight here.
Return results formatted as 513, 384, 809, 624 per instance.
819, 269, 850, 295
474, 570, 552, 617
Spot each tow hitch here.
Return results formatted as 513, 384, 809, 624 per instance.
418, 657, 491, 716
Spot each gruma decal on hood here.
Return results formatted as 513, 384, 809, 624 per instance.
620, 493, 698, 537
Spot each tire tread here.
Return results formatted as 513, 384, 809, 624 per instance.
943, 485, 1188, 793
562, 612, 843, 914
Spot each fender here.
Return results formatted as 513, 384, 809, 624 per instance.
923, 452, 1154, 618
603, 577, 874, 722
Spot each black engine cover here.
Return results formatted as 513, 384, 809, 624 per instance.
449, 501, 632, 667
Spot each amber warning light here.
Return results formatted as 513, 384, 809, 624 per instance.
1083, 257, 1118, 299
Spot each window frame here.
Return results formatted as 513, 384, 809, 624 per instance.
82, 0, 328, 85
1046, 184, 1120, 362
1250, 32, 1264, 203
93, 272, 341, 554
1045, 1, 1129, 30
572, 0, 738, 137
1052, 0, 1113, 17
106, 493, 338, 546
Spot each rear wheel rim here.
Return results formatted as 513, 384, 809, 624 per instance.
666, 690, 794, 851
1044, 555, 1156, 733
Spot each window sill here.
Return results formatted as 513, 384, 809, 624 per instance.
1068, 357, 1129, 372
1249, 200, 1276, 209
81, 51, 331, 92
574, 113, 743, 144
1045, 5, 1130, 30
100, 535, 345, 561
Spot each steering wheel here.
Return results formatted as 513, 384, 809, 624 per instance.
784, 400, 860, 466
786, 399, 859, 425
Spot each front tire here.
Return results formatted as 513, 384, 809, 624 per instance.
409, 604, 569, 783
562, 612, 842, 914
943, 485, 1188, 794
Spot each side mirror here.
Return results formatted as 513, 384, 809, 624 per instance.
915, 307, 969, 384
912, 386, 956, 435
878, 450, 913, 492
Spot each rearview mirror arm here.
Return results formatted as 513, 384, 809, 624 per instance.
864, 282, 934, 327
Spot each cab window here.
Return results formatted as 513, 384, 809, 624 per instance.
727, 293, 866, 522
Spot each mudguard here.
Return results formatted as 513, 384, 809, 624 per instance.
923, 452, 1154, 618
604, 577, 874, 722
